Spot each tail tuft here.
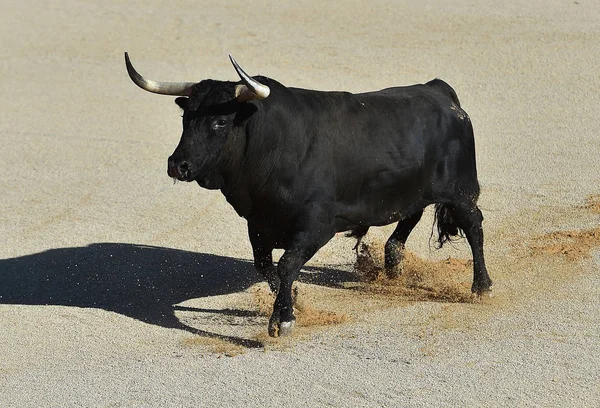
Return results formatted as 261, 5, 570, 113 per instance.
433, 204, 463, 248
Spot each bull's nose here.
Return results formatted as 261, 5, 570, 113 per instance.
167, 157, 191, 180
178, 161, 190, 179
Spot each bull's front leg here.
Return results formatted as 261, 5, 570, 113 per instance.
248, 222, 279, 293
269, 224, 334, 337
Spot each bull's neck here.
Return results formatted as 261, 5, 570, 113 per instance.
217, 123, 254, 218
217, 97, 290, 219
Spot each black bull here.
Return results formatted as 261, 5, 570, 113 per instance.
125, 53, 492, 337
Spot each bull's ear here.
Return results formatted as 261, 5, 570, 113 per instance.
233, 102, 258, 126
175, 97, 188, 110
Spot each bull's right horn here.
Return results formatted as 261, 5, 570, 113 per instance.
124, 52, 196, 96
229, 55, 270, 101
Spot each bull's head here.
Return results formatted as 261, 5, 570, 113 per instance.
124, 53, 270, 189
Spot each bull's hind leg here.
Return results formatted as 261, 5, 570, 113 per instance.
385, 210, 423, 278
449, 204, 493, 294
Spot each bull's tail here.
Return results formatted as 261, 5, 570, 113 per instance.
433, 203, 463, 248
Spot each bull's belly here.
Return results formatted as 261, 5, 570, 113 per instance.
332, 169, 429, 232
333, 194, 426, 233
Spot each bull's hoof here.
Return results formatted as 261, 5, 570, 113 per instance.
268, 306, 296, 337
279, 320, 296, 337
471, 279, 493, 297
268, 317, 296, 337
384, 263, 404, 279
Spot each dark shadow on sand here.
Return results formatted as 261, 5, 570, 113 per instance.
0, 243, 357, 348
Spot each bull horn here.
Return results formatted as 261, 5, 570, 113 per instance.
124, 52, 196, 96
229, 55, 270, 101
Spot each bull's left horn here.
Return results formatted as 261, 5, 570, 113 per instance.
229, 55, 270, 101
124, 52, 196, 96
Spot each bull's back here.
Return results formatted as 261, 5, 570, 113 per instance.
289, 83, 475, 229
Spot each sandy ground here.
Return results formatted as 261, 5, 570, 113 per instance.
1, 0, 599, 406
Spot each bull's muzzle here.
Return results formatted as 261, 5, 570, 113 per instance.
167, 157, 192, 181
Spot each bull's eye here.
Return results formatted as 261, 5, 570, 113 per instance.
212, 119, 227, 130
